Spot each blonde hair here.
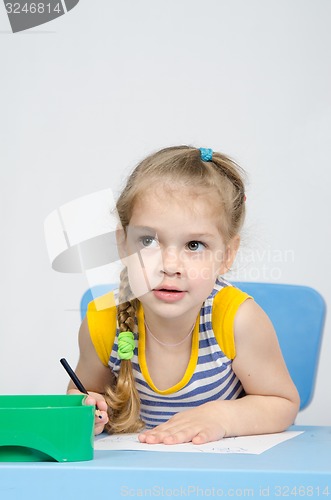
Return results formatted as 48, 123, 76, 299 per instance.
104, 145, 246, 433
104, 267, 144, 433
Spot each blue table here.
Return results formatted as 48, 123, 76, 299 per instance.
1, 426, 330, 500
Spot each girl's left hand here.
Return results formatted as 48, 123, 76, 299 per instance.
138, 402, 226, 445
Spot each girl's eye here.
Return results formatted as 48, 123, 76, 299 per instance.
187, 241, 205, 252
139, 236, 159, 248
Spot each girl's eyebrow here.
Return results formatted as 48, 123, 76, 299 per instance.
185, 233, 217, 240
129, 226, 216, 240
128, 225, 157, 234
131, 225, 155, 230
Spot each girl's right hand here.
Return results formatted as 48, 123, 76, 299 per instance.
67, 388, 109, 435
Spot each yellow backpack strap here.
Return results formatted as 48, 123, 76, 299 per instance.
86, 291, 117, 367
212, 286, 252, 359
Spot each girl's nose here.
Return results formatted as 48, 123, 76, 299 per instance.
161, 246, 183, 276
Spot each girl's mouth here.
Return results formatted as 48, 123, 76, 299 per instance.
153, 288, 186, 303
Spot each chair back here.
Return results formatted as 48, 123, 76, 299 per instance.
233, 282, 326, 410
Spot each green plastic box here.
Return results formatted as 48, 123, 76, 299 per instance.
0, 395, 95, 462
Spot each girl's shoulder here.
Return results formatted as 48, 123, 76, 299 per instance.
212, 279, 252, 310
211, 279, 252, 359
86, 291, 118, 366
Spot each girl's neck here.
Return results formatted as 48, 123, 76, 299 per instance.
145, 321, 194, 347
142, 305, 200, 345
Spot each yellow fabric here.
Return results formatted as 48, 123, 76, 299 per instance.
86, 286, 251, 369
137, 304, 200, 395
86, 291, 117, 366
212, 286, 251, 359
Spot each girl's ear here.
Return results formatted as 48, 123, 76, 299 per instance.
223, 235, 240, 273
116, 225, 127, 262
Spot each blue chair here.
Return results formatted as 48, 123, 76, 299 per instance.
80, 281, 326, 411
233, 282, 326, 411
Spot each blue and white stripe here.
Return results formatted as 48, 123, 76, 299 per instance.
108, 278, 243, 428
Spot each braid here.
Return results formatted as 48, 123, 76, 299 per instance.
104, 268, 144, 433
117, 269, 137, 332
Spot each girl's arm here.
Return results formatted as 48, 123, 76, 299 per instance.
139, 299, 300, 445
67, 317, 113, 435
225, 298, 300, 437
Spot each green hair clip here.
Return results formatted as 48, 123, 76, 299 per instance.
118, 331, 135, 360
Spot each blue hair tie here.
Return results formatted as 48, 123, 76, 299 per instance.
199, 148, 213, 162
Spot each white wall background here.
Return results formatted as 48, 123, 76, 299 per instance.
0, 0, 330, 425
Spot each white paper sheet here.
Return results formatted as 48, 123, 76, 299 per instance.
94, 430, 303, 455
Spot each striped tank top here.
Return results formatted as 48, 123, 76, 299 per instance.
87, 278, 250, 429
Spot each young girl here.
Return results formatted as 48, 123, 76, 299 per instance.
68, 145, 300, 444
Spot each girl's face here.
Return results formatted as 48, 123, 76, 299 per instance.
120, 186, 239, 322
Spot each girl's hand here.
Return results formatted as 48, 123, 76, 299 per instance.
67, 388, 109, 436
138, 402, 226, 445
